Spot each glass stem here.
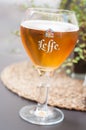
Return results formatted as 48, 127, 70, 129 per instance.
38, 84, 49, 108
35, 71, 51, 117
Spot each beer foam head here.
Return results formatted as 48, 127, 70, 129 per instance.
21, 20, 79, 32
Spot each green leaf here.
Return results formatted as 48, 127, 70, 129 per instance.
66, 69, 71, 74
13, 30, 20, 37
79, 43, 86, 48
79, 54, 84, 59
72, 59, 78, 63
75, 57, 80, 61
66, 58, 72, 62
65, 62, 73, 66
74, 47, 82, 52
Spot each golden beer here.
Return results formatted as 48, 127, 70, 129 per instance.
20, 20, 78, 70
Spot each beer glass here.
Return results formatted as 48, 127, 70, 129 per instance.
19, 8, 79, 125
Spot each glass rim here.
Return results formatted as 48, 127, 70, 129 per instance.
26, 8, 76, 14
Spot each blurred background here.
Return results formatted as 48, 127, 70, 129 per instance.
0, 0, 61, 60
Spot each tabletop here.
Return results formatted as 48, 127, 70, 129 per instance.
0, 55, 86, 130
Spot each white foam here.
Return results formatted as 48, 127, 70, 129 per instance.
21, 20, 79, 32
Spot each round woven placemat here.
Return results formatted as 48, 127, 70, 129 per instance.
0, 61, 86, 111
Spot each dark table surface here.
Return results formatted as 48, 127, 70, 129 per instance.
0, 53, 86, 130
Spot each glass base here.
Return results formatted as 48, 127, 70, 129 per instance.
19, 105, 64, 125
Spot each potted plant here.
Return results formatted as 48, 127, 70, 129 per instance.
60, 0, 86, 78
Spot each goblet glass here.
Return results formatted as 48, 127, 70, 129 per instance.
19, 8, 79, 125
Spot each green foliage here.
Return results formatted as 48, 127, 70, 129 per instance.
61, 0, 86, 22
60, 0, 86, 73
12, 30, 20, 37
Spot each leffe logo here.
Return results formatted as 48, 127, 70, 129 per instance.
38, 29, 60, 53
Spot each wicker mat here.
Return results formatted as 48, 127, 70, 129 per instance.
0, 61, 86, 111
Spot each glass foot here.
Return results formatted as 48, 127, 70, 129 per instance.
19, 105, 64, 125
